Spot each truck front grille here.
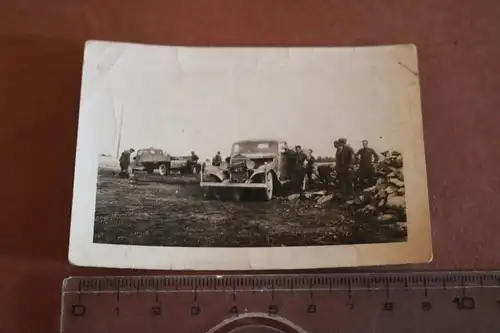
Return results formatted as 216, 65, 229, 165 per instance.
230, 171, 248, 183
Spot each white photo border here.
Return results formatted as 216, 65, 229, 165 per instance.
68, 41, 432, 270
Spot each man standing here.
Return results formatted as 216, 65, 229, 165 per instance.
279, 142, 292, 181
336, 138, 355, 199
304, 148, 315, 190
191, 151, 199, 163
212, 151, 222, 166
294, 145, 307, 192
119, 148, 135, 178
189, 151, 200, 174
332, 140, 342, 185
356, 140, 379, 188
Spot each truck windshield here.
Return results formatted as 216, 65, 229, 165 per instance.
232, 141, 278, 154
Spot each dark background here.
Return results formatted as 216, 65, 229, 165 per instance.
0, 1, 499, 332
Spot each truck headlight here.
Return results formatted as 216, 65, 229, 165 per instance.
246, 160, 256, 169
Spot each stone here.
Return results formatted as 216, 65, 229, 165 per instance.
387, 196, 406, 209
377, 214, 395, 222
385, 186, 396, 194
378, 199, 386, 207
389, 178, 404, 188
316, 194, 334, 206
287, 193, 301, 201
377, 189, 387, 199
363, 185, 377, 194
397, 187, 405, 195
304, 192, 314, 199
364, 204, 376, 211
397, 222, 408, 229
354, 195, 364, 205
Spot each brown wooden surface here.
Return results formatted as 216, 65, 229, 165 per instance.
0, 0, 499, 332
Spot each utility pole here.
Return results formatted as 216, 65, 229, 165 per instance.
116, 104, 124, 159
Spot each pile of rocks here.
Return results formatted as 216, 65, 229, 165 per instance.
347, 150, 406, 229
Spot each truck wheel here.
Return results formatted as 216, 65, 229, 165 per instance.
158, 163, 170, 176
262, 172, 274, 201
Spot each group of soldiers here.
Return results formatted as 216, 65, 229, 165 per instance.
118, 139, 380, 200
118, 148, 200, 178
285, 138, 380, 199
331, 138, 379, 199
204, 138, 380, 200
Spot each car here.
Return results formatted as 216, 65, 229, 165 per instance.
130, 147, 171, 176
200, 139, 298, 201
170, 156, 202, 175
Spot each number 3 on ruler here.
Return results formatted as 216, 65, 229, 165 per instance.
453, 297, 475, 310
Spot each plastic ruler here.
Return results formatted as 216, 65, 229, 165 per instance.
60, 271, 500, 333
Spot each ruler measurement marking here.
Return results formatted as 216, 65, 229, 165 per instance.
69, 273, 500, 289
63, 272, 500, 332
155, 280, 160, 303
289, 277, 294, 295
77, 280, 82, 303
63, 285, 500, 296
461, 276, 466, 296
497, 276, 500, 304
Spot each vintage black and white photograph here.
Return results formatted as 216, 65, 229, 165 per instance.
68, 41, 432, 270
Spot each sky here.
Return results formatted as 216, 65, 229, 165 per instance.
80, 41, 421, 161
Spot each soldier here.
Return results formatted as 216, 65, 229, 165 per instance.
355, 140, 379, 188
294, 145, 307, 192
190, 151, 199, 163
119, 148, 135, 178
279, 142, 292, 181
283, 143, 297, 181
304, 148, 315, 190
212, 151, 222, 166
331, 140, 342, 185
189, 151, 200, 174
336, 138, 355, 200
202, 158, 210, 174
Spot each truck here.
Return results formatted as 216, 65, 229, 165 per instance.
131, 148, 202, 176
131, 148, 172, 176
200, 139, 298, 201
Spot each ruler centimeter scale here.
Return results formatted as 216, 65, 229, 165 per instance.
60, 271, 500, 333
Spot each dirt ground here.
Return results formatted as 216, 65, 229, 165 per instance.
93, 169, 407, 247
